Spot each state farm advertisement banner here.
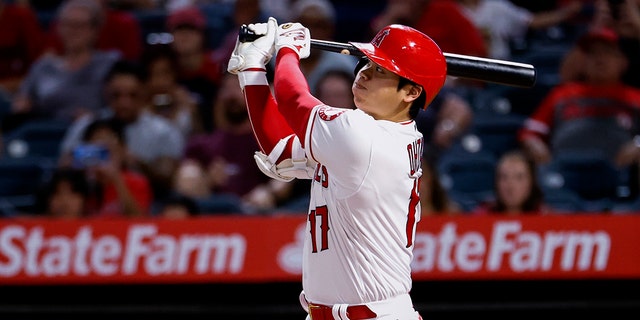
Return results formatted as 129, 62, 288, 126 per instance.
1, 214, 639, 285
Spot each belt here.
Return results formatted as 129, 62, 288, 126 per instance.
308, 302, 377, 320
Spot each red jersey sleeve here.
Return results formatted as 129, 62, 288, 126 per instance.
517, 87, 560, 142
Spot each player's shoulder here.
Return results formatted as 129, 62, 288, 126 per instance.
317, 105, 351, 121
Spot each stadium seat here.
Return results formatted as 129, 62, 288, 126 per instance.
466, 114, 527, 159
2, 119, 70, 163
437, 149, 497, 208
0, 158, 50, 216
542, 187, 585, 214
540, 151, 622, 201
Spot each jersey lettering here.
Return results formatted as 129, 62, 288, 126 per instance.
314, 163, 329, 188
407, 138, 423, 176
405, 138, 423, 247
406, 178, 420, 248
309, 206, 330, 253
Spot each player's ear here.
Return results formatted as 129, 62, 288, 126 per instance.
404, 85, 423, 103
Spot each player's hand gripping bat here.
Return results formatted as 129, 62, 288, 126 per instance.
239, 25, 537, 88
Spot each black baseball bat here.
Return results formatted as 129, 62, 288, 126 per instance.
239, 25, 537, 88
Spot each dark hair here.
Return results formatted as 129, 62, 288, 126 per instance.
35, 168, 90, 215
105, 59, 146, 84
139, 44, 180, 82
398, 77, 427, 119
81, 118, 126, 145
492, 150, 544, 213
423, 159, 451, 212
354, 57, 426, 119
162, 193, 199, 215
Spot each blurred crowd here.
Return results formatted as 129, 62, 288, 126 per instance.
0, 0, 638, 219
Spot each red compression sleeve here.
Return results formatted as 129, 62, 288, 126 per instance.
274, 49, 323, 148
243, 76, 294, 159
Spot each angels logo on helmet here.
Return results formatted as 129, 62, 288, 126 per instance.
371, 29, 390, 48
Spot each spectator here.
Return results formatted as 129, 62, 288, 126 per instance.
68, 117, 153, 217
213, 0, 268, 72
415, 85, 474, 164
456, 0, 584, 60
561, 0, 640, 88
0, 0, 45, 96
472, 149, 547, 215
172, 73, 288, 214
35, 167, 90, 219
44, 0, 143, 62
60, 59, 185, 207
420, 158, 462, 215
141, 44, 201, 137
156, 192, 199, 218
286, 0, 359, 93
372, 0, 488, 58
314, 68, 357, 110
167, 5, 224, 133
371, 0, 487, 92
8, 0, 120, 131
518, 27, 640, 169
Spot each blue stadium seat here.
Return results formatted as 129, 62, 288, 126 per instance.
542, 187, 585, 214
3, 119, 70, 163
0, 158, 50, 216
466, 114, 527, 159
540, 151, 622, 202
437, 149, 497, 208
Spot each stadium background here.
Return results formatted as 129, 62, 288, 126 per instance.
1, 1, 640, 319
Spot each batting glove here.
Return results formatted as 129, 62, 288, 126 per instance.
227, 17, 278, 74
275, 22, 310, 60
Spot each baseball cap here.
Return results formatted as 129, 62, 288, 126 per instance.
167, 6, 206, 31
577, 28, 619, 51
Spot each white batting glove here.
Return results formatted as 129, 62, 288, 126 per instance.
275, 22, 310, 59
227, 17, 278, 74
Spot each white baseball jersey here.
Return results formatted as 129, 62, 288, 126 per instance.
302, 105, 423, 305
241, 48, 423, 310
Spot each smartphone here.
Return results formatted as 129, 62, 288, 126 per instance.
72, 144, 110, 168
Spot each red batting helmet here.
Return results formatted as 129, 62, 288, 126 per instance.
350, 24, 447, 108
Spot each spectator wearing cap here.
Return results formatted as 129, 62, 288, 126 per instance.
561, 0, 640, 88
281, 0, 358, 93
167, 5, 224, 133
518, 27, 640, 170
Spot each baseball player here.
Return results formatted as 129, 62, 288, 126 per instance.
227, 17, 447, 320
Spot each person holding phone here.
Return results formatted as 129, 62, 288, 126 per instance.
71, 117, 153, 218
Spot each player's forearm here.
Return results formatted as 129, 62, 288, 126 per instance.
274, 50, 322, 141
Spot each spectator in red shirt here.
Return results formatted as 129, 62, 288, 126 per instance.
72, 117, 153, 218
0, 0, 44, 95
44, 0, 142, 61
371, 0, 487, 58
518, 28, 640, 168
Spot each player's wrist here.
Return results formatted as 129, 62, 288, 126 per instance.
238, 70, 268, 89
